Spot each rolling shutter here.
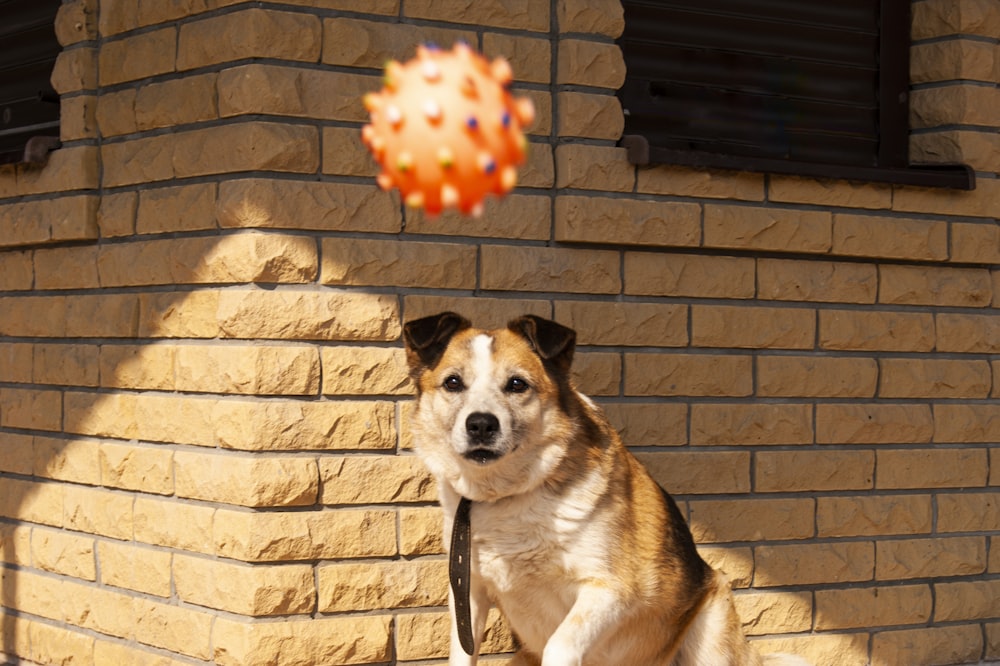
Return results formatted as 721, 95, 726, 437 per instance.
0, 0, 62, 165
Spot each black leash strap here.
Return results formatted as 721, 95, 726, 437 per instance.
450, 496, 475, 655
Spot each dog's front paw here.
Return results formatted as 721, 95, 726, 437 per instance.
541, 638, 583, 666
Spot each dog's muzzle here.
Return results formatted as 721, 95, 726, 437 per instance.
464, 412, 503, 464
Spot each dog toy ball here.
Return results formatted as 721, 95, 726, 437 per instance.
361, 42, 535, 216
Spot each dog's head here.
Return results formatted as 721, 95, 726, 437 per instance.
404, 312, 580, 500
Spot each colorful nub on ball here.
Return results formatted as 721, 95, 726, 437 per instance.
362, 42, 535, 216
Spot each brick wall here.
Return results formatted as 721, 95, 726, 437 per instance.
0, 0, 996, 664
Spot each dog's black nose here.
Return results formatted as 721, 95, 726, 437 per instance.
465, 412, 500, 444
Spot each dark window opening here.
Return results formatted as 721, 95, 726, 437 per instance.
617, 0, 974, 189
0, 0, 63, 165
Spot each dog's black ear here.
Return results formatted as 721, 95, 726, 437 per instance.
403, 312, 471, 373
508, 315, 576, 376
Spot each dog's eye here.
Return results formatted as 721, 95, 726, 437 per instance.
506, 376, 530, 393
443, 375, 465, 392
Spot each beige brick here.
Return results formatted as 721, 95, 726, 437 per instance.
520, 140, 555, 188
406, 194, 551, 241
691, 403, 812, 446
689, 498, 814, 543
877, 536, 986, 580
176, 345, 320, 396
483, 33, 552, 83
138, 290, 221, 339
63, 485, 132, 540
322, 238, 475, 289
483, 245, 621, 294
321, 126, 377, 177
175, 450, 318, 507
754, 542, 874, 587
318, 559, 447, 612
174, 554, 315, 616
31, 527, 95, 581
635, 451, 750, 495
0, 250, 32, 290
0, 433, 33, 476
872, 624, 983, 666
879, 357, 991, 398
814, 584, 932, 630
557, 39, 625, 88
322, 18, 473, 68
557, 91, 624, 139
637, 165, 764, 201
67, 293, 142, 338
0, 343, 32, 384
0, 388, 62, 431
404, 0, 548, 31
625, 252, 755, 299
404, 295, 550, 331
55, 0, 97, 46
953, 220, 1000, 264
400, 506, 444, 556
691, 305, 814, 349
836, 214, 949, 262
321, 455, 434, 505
34, 246, 99, 290
733, 590, 812, 636
216, 289, 401, 341
757, 355, 877, 398
990, 622, 1000, 660
572, 351, 621, 396
28, 622, 94, 666
625, 353, 752, 397
937, 492, 1000, 532
817, 403, 934, 444
97, 190, 137, 237
98, 541, 172, 597
212, 615, 392, 666
555, 145, 635, 192
135, 74, 219, 132
697, 546, 753, 588
879, 264, 992, 307
0, 194, 99, 246
935, 578, 1000, 621
817, 495, 932, 538
136, 182, 216, 234
893, 176, 1000, 219
0, 296, 65, 337
99, 344, 175, 391
877, 447, 988, 489
321, 347, 410, 396
95, 88, 137, 137
218, 64, 374, 122
934, 404, 1000, 443
60, 94, 99, 142
704, 205, 831, 253
396, 609, 513, 660
756, 450, 873, 492
912, 0, 1000, 39
911, 38, 998, 83
93, 641, 192, 666
912, 84, 1000, 128
912, 129, 1000, 175
555, 196, 700, 247
554, 301, 687, 347
99, 28, 176, 85
98, 233, 317, 287
50, 46, 98, 94
769, 175, 891, 209
819, 310, 935, 352
602, 402, 687, 447
178, 9, 320, 70
217, 178, 401, 234
557, 0, 624, 35
32, 435, 100, 485
135, 598, 213, 660
758, 258, 877, 303
214, 509, 396, 562
134, 497, 215, 554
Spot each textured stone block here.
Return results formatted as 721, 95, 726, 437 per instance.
814, 584, 932, 630
50, 46, 97, 94
756, 450, 873, 492
99, 27, 176, 85
555, 196, 700, 246
213, 615, 392, 666
404, 0, 549, 31
175, 450, 318, 507
396, 609, 513, 660
937, 493, 1000, 533
912, 84, 1000, 128
820, 310, 935, 352
555, 145, 635, 192
635, 451, 750, 495
872, 625, 983, 666
483, 33, 552, 83
754, 542, 874, 587
934, 404, 1000, 443
178, 9, 320, 69
879, 358, 991, 398
602, 402, 687, 447
757, 258, 877, 304
322, 238, 475, 289
177, 345, 320, 396
557, 0, 625, 36
63, 485, 132, 540
32, 435, 100, 485
218, 64, 375, 122
704, 204, 831, 253
689, 498, 814, 543
321, 455, 434, 504
912, 0, 1000, 39
34, 246, 99, 291
406, 194, 551, 240
691, 304, 814, 349
817, 495, 932, 538
758, 355, 878, 398
98, 540, 172, 597
134, 598, 213, 659
0, 388, 62, 431
28, 622, 94, 666
876, 536, 986, 580
557, 39, 625, 88
690, 403, 812, 446
55, 0, 97, 46
30, 527, 95, 581
733, 590, 812, 636
935, 578, 1000, 621
893, 177, 1000, 219
400, 506, 444, 556
0, 195, 99, 247
880, 264, 992, 307
878, 446, 988, 489
174, 555, 315, 616
557, 91, 624, 139
322, 17, 473, 68
637, 165, 764, 201
0, 250, 32, 291
625, 353, 752, 397
321, 347, 411, 396
769, 176, 891, 209
317, 560, 447, 612
482, 245, 621, 294
951, 220, 1000, 264
625, 252, 754, 298
816, 403, 934, 444
572, 351, 620, 396
99, 441, 173, 495
832, 213, 947, 260
553, 301, 687, 347
135, 74, 218, 131
134, 496, 215, 554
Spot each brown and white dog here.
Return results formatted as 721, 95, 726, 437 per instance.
404, 312, 811, 666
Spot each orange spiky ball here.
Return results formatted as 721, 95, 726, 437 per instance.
362, 42, 535, 216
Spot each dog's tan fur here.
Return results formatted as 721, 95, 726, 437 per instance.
404, 312, 810, 666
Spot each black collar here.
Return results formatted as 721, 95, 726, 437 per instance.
450, 496, 476, 655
